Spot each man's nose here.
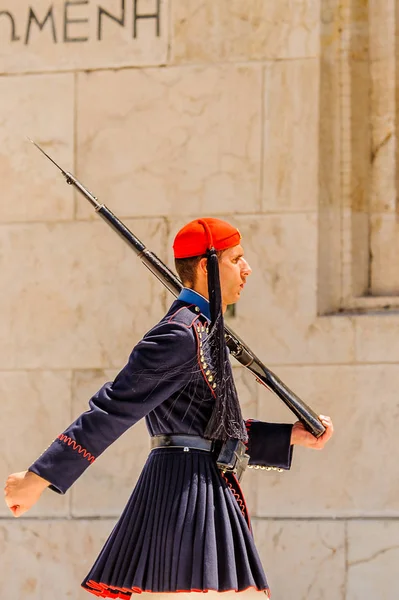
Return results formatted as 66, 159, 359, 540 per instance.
242, 259, 252, 276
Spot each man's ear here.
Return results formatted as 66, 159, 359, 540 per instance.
198, 257, 208, 275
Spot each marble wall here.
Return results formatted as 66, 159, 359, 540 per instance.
1, 1, 398, 599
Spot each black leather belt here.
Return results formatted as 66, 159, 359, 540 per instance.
150, 434, 213, 452
150, 434, 249, 482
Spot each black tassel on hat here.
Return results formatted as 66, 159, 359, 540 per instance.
199, 225, 247, 443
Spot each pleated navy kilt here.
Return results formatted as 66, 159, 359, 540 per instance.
82, 447, 269, 598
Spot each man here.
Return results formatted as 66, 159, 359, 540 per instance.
4, 218, 333, 599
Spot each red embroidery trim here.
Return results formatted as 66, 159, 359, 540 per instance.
232, 472, 252, 529
84, 580, 270, 597
244, 419, 254, 451
57, 434, 95, 464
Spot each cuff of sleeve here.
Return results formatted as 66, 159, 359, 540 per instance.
246, 420, 294, 470
28, 466, 65, 495
28, 436, 94, 494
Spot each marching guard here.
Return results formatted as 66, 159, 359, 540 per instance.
5, 217, 333, 598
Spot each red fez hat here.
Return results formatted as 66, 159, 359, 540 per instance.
173, 218, 241, 259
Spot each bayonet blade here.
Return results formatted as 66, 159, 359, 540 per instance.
27, 137, 69, 177
27, 137, 101, 209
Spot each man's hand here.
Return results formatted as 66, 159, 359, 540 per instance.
290, 415, 334, 450
4, 471, 50, 517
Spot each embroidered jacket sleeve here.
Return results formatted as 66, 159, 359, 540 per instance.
28, 321, 196, 494
245, 419, 293, 471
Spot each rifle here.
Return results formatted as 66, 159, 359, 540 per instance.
29, 139, 326, 438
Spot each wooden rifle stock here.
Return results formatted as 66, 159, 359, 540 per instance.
30, 142, 326, 438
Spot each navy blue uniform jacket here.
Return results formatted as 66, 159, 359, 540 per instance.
29, 289, 293, 494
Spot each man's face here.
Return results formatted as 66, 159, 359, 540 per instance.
218, 244, 252, 306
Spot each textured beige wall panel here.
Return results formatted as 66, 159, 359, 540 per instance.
252, 519, 346, 600
317, 0, 343, 313
317, 207, 343, 313
0, 0, 169, 74
226, 215, 355, 364
0, 519, 112, 599
75, 65, 262, 219
347, 521, 399, 600
368, 0, 397, 215
0, 73, 74, 222
0, 370, 71, 517
350, 211, 369, 297
355, 313, 399, 362
170, 0, 320, 63
262, 59, 319, 212
0, 218, 167, 369
369, 214, 399, 295
255, 365, 399, 517
350, 59, 371, 215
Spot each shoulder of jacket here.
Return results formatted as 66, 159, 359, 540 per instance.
167, 304, 204, 330
141, 306, 202, 341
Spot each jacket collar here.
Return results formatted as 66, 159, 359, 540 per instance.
177, 288, 211, 321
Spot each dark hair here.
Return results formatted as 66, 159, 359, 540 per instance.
175, 250, 224, 288
174, 255, 204, 287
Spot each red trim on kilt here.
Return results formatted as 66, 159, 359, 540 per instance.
84, 580, 270, 597
220, 471, 251, 530
231, 472, 252, 531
